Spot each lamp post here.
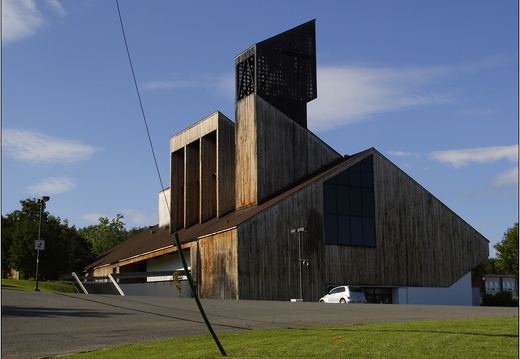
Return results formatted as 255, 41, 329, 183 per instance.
35, 196, 50, 291
290, 227, 306, 301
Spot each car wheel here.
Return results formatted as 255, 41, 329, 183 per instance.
339, 298, 346, 303
319, 300, 324, 303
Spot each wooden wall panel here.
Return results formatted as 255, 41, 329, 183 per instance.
237, 212, 294, 300
372, 150, 489, 287
170, 150, 184, 231
200, 133, 216, 222
169, 112, 235, 230
255, 96, 342, 205
234, 149, 488, 301
185, 141, 199, 227
235, 95, 341, 210
217, 116, 236, 216
235, 95, 258, 210
255, 96, 308, 201
170, 112, 221, 151
306, 130, 342, 174
236, 178, 378, 301
198, 230, 239, 299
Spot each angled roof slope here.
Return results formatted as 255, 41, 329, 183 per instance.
85, 147, 488, 278
84, 151, 368, 270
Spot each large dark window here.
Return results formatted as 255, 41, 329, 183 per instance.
323, 156, 376, 247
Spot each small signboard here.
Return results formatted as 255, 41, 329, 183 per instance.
34, 240, 45, 251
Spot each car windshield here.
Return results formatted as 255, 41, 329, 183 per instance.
350, 286, 363, 293
329, 287, 344, 294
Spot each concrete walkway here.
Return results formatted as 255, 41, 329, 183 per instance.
2, 290, 517, 358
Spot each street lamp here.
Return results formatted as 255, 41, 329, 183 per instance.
290, 227, 307, 301
35, 196, 50, 291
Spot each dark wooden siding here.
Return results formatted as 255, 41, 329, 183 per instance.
201, 133, 216, 222
373, 151, 489, 287
236, 171, 378, 302
185, 141, 199, 227
235, 149, 488, 301
217, 116, 236, 217
171, 150, 184, 230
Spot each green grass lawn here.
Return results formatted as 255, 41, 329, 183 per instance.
65, 316, 518, 358
1, 278, 77, 293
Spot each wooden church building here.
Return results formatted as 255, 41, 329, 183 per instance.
85, 21, 489, 305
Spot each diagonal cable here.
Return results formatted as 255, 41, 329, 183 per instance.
114, 1, 226, 356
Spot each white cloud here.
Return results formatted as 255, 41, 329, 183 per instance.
492, 167, 519, 188
2, 0, 64, 44
2, 128, 100, 165
388, 150, 416, 157
46, 0, 65, 17
306, 57, 506, 133
143, 73, 234, 100
26, 176, 75, 195
122, 209, 157, 227
429, 145, 518, 168
307, 65, 455, 132
2, 0, 45, 44
81, 213, 107, 224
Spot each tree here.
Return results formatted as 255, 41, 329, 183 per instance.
3, 199, 44, 279
79, 214, 127, 255
126, 226, 147, 239
2, 199, 93, 280
1, 214, 16, 277
472, 257, 504, 282
494, 223, 519, 280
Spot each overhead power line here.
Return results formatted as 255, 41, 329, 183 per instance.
114, 1, 227, 356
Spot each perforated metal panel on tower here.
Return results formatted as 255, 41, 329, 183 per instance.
235, 20, 317, 128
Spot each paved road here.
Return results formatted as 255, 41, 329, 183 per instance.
2, 290, 517, 358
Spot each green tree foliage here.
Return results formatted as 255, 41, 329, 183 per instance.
126, 226, 147, 239
472, 257, 504, 282
79, 214, 128, 255
2, 199, 92, 280
494, 223, 519, 280
3, 199, 150, 279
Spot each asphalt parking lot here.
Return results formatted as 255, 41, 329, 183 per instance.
2, 290, 518, 358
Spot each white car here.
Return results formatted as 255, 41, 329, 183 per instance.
319, 285, 367, 303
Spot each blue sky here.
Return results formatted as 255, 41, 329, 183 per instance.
2, 0, 518, 257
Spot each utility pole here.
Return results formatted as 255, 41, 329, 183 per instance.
35, 196, 50, 291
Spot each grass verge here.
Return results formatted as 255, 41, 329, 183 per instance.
1, 278, 77, 293
65, 316, 518, 358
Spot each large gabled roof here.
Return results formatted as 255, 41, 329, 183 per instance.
84, 150, 370, 271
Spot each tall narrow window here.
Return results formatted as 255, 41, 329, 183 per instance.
323, 156, 376, 247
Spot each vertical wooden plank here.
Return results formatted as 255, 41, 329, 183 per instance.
185, 141, 199, 227
372, 150, 488, 287
216, 113, 236, 217
200, 132, 216, 222
171, 149, 184, 231
235, 95, 258, 209
199, 230, 238, 299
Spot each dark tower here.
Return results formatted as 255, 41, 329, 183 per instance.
235, 20, 317, 128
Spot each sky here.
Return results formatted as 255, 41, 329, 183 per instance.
2, 0, 518, 257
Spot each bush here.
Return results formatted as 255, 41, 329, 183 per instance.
482, 291, 518, 307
